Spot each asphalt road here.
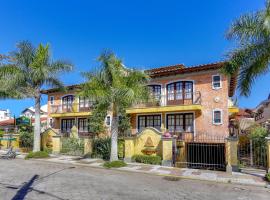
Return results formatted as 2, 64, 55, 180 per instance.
0, 159, 269, 200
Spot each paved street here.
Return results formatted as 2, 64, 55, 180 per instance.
0, 159, 269, 200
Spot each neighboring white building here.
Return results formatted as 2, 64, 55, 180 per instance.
21, 105, 48, 118
0, 109, 11, 121
21, 105, 48, 132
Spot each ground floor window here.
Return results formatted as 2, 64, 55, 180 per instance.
166, 113, 194, 133
61, 118, 75, 132
78, 118, 89, 132
138, 115, 161, 131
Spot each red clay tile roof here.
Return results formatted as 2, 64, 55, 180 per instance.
0, 119, 15, 126
41, 84, 82, 94
146, 62, 225, 77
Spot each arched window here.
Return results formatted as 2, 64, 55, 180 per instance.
62, 95, 74, 111
167, 81, 193, 104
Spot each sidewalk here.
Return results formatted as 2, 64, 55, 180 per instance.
27, 154, 269, 188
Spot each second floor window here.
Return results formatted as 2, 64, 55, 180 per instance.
167, 81, 193, 101
79, 97, 92, 108
62, 95, 74, 110
212, 75, 222, 89
148, 85, 161, 100
50, 96, 54, 105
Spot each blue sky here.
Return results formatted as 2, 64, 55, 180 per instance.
0, 0, 269, 116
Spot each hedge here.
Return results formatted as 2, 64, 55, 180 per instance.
132, 155, 162, 165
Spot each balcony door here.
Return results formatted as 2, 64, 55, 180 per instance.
148, 85, 161, 100
167, 81, 193, 105
62, 95, 74, 112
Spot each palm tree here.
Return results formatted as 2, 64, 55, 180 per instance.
80, 51, 149, 161
0, 41, 73, 152
224, 0, 270, 96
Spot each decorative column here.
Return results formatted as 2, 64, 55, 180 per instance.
84, 138, 93, 155
52, 135, 62, 154
162, 137, 173, 166
266, 137, 270, 173
176, 140, 186, 168
124, 137, 135, 162
161, 113, 166, 133
225, 137, 239, 173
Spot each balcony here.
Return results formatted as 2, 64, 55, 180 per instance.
50, 103, 93, 117
126, 91, 202, 114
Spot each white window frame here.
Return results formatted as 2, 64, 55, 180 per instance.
212, 74, 222, 90
50, 96, 54, 105
212, 109, 223, 125
105, 115, 111, 127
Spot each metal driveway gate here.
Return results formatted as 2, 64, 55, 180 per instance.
175, 136, 226, 171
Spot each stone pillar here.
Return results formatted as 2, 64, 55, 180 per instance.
266, 137, 270, 173
84, 138, 93, 155
52, 135, 62, 154
162, 137, 173, 166
176, 140, 186, 168
124, 137, 135, 162
225, 137, 239, 173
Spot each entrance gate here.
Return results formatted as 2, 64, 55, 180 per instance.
174, 135, 226, 171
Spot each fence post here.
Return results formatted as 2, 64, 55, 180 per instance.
124, 137, 135, 162
266, 137, 270, 173
84, 138, 93, 155
162, 137, 173, 166
52, 135, 62, 154
225, 137, 239, 173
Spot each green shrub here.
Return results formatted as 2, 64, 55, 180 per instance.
61, 138, 84, 156
19, 131, 34, 149
93, 137, 111, 160
118, 139, 125, 159
25, 151, 49, 159
132, 155, 162, 165
266, 172, 270, 182
103, 160, 127, 168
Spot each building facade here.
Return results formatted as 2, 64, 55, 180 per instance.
253, 94, 270, 129
127, 62, 238, 140
43, 62, 238, 140
0, 109, 11, 121
43, 85, 112, 137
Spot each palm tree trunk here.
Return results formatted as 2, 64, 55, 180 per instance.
110, 110, 118, 161
33, 91, 41, 152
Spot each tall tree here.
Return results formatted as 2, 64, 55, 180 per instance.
224, 0, 270, 96
0, 41, 73, 151
80, 51, 149, 161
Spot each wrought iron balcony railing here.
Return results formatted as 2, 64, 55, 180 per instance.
50, 103, 94, 114
130, 91, 201, 108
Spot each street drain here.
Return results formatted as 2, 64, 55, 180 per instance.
163, 176, 181, 181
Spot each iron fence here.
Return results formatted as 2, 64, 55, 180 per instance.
238, 137, 267, 170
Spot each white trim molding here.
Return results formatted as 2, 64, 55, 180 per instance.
212, 74, 222, 90
212, 108, 223, 125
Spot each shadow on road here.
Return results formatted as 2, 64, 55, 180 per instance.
11, 175, 39, 200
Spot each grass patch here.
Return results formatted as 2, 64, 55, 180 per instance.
132, 155, 162, 165
25, 151, 49, 159
103, 160, 127, 168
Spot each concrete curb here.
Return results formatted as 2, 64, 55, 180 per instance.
26, 157, 269, 188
